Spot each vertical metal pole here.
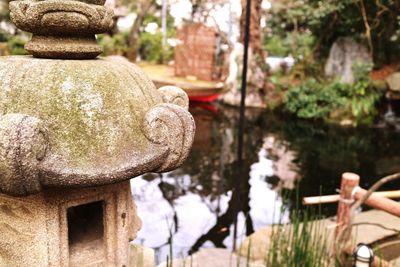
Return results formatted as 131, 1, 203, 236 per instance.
233, 0, 251, 251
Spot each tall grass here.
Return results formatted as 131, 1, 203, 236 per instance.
266, 187, 331, 267
266, 209, 331, 267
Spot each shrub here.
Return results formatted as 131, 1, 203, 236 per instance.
97, 32, 129, 57
138, 30, 174, 64
7, 35, 29, 55
284, 63, 383, 124
264, 35, 290, 57
284, 78, 343, 119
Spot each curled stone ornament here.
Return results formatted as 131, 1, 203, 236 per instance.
0, 114, 48, 196
143, 103, 195, 172
158, 86, 190, 110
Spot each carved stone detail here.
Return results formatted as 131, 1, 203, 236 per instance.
143, 104, 195, 172
158, 86, 190, 110
9, 0, 114, 59
0, 114, 48, 196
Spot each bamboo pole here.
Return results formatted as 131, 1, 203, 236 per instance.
303, 190, 400, 205
354, 188, 400, 217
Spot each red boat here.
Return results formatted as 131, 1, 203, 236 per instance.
140, 64, 225, 103
152, 78, 224, 103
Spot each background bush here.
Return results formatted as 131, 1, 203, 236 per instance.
284, 63, 383, 124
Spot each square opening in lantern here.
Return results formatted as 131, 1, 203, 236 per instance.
67, 201, 105, 266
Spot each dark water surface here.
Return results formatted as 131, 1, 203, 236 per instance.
132, 102, 400, 263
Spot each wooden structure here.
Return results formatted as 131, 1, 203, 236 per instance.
175, 23, 220, 81
303, 172, 400, 266
303, 173, 400, 217
140, 63, 225, 102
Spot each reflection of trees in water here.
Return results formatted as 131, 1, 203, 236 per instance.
188, 158, 255, 254
263, 111, 400, 215
142, 103, 400, 257
184, 104, 400, 218
175, 105, 265, 253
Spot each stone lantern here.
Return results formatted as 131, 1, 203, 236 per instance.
0, 1, 195, 266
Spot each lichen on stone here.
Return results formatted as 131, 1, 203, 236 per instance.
0, 56, 162, 169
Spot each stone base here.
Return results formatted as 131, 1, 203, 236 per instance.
157, 248, 265, 267
0, 181, 141, 266
129, 243, 155, 267
220, 90, 266, 109
25, 35, 102, 59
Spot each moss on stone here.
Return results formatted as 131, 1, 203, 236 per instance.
0, 56, 162, 168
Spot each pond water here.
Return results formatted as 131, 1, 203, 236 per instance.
131, 102, 400, 263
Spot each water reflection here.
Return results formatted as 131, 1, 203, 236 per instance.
131, 102, 400, 263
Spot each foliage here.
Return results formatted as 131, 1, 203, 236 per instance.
138, 13, 175, 64
284, 63, 383, 123
264, 0, 400, 65
264, 36, 290, 57
0, 28, 10, 42
98, 11, 176, 63
264, 30, 315, 59
7, 35, 28, 55
138, 30, 174, 64
284, 78, 340, 119
266, 209, 330, 267
98, 32, 129, 57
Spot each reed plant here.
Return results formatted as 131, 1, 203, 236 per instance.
266, 187, 331, 267
265, 208, 331, 267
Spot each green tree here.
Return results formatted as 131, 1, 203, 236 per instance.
266, 0, 400, 65
126, 0, 157, 61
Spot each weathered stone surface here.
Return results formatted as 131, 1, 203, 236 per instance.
10, 0, 113, 35
0, 181, 140, 266
158, 86, 190, 110
0, 114, 48, 196
237, 226, 272, 261
325, 37, 372, 84
143, 103, 195, 172
81, 0, 107, 5
9, 0, 114, 59
386, 72, 400, 92
157, 248, 266, 267
352, 209, 400, 245
129, 243, 155, 267
0, 56, 195, 196
2, 2, 196, 267
25, 35, 103, 59
391, 257, 400, 267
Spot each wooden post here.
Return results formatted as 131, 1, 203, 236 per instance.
335, 173, 360, 256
